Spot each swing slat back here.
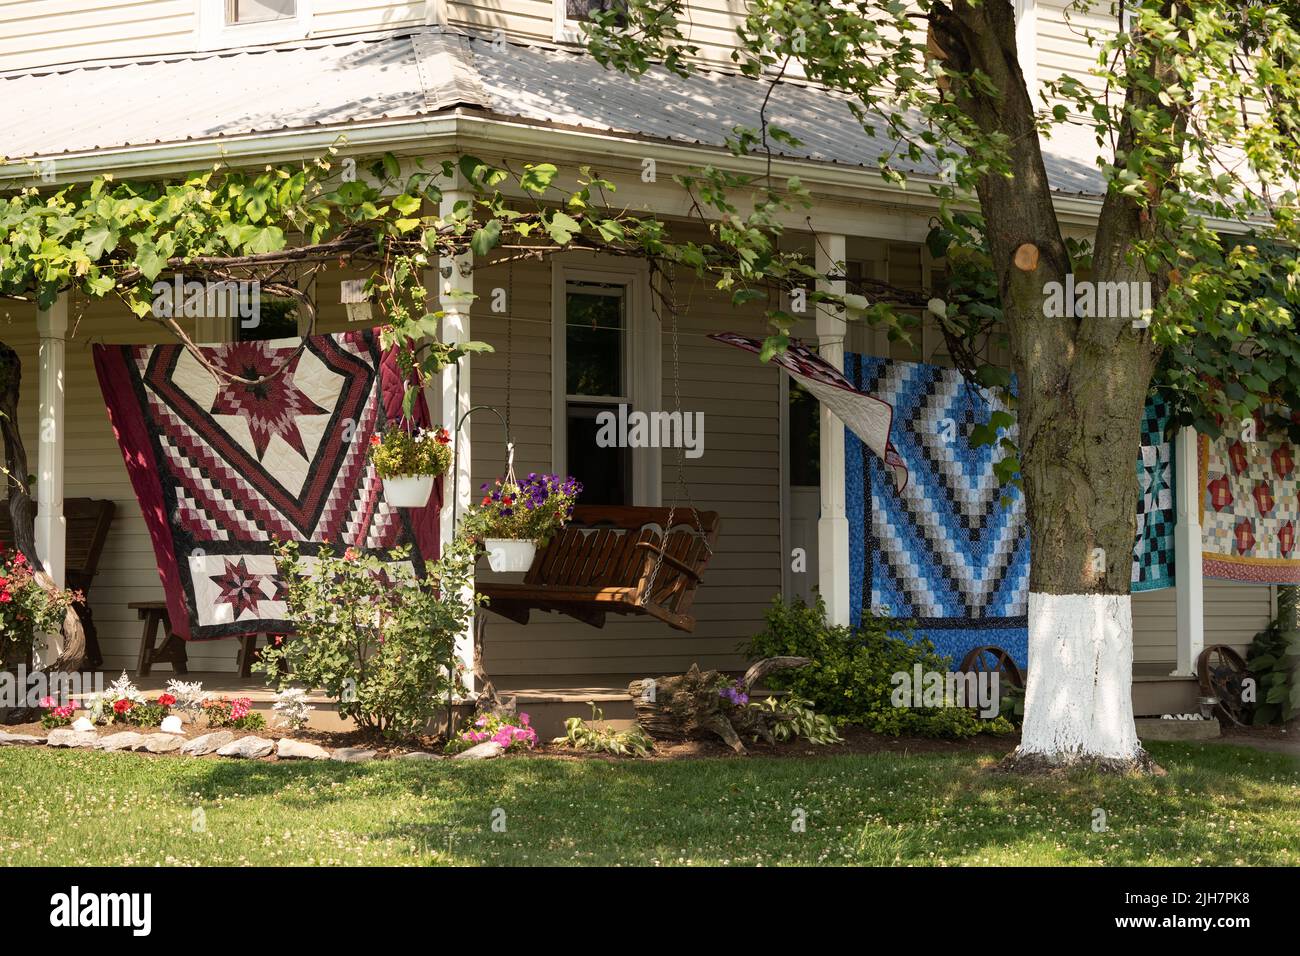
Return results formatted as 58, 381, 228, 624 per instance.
480, 505, 721, 632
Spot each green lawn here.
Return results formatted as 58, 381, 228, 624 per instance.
0, 743, 1295, 866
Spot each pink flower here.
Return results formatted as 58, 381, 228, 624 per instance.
518, 712, 530, 726
39, 695, 56, 709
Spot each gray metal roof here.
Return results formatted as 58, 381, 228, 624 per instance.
0, 27, 1104, 195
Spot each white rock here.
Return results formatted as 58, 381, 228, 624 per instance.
397, 751, 441, 760
215, 735, 274, 759
96, 731, 146, 752
71, 717, 94, 732
329, 747, 377, 763
142, 733, 184, 753
276, 738, 330, 760
451, 741, 504, 760
160, 715, 183, 734
46, 728, 98, 748
180, 731, 235, 756
0, 731, 46, 746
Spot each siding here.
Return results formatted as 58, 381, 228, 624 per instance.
0, 0, 195, 72
468, 254, 782, 678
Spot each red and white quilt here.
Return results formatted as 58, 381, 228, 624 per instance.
94, 329, 440, 639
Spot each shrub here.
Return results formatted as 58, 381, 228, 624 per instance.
748, 695, 843, 745
368, 426, 452, 479
461, 473, 581, 543
38, 695, 76, 730
259, 538, 478, 739
85, 672, 176, 727
743, 595, 1014, 738
1246, 617, 1300, 726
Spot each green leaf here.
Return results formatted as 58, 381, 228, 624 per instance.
391, 194, 422, 216
520, 163, 559, 195
471, 220, 502, 256
246, 226, 285, 254
547, 212, 582, 245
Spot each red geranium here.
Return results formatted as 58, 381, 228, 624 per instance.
157, 693, 176, 707
112, 699, 132, 714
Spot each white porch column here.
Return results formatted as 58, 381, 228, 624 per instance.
34, 294, 68, 665
438, 183, 476, 696
1172, 426, 1204, 676
816, 235, 851, 626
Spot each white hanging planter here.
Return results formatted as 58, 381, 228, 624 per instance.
382, 474, 435, 508
485, 538, 537, 573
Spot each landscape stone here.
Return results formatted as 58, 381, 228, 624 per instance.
142, 733, 185, 753
276, 738, 330, 760
46, 728, 98, 748
329, 747, 377, 763
180, 731, 235, 756
397, 751, 441, 760
216, 735, 274, 759
0, 731, 45, 746
451, 741, 504, 760
96, 731, 146, 752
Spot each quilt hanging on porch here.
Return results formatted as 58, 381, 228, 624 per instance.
93, 328, 441, 640
844, 356, 1030, 667
1132, 391, 1177, 592
1199, 424, 1300, 584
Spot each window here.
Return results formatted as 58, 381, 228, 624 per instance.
226, 0, 295, 24
552, 260, 659, 506
564, 281, 631, 505
198, 0, 312, 51
554, 0, 625, 44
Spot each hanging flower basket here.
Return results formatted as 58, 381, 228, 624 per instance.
370, 426, 452, 509
383, 474, 436, 508
484, 538, 537, 573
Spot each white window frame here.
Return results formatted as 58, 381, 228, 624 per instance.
197, 0, 314, 52
553, 0, 624, 46
551, 256, 661, 505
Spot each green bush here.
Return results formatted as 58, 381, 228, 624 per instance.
743, 595, 1014, 739
259, 538, 478, 739
1246, 617, 1300, 726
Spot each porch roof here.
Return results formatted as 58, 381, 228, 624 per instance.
0, 27, 1105, 197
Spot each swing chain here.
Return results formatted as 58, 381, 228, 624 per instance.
641, 260, 710, 607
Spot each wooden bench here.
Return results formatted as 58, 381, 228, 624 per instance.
130, 601, 189, 676
478, 505, 721, 633
0, 498, 115, 669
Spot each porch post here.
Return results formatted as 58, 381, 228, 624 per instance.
1172, 426, 1204, 676
34, 294, 68, 665
439, 182, 476, 696
816, 235, 851, 626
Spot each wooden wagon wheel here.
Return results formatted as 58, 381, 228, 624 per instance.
958, 645, 1025, 690
1197, 644, 1251, 726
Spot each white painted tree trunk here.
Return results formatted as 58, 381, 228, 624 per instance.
1014, 592, 1142, 762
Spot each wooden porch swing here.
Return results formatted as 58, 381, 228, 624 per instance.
471, 261, 720, 633
478, 505, 721, 632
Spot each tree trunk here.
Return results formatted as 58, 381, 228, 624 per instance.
933, 0, 1166, 772
0, 341, 87, 673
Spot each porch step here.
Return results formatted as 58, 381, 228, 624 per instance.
1135, 716, 1221, 741
496, 687, 637, 741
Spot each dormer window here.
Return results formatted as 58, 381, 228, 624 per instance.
226, 0, 296, 25
199, 0, 312, 51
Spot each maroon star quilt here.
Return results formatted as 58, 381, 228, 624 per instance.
94, 328, 440, 640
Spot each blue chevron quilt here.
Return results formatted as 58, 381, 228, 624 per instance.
846, 356, 1031, 667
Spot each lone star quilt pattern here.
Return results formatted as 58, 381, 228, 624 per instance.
94, 328, 440, 640
1200, 422, 1300, 584
845, 355, 1031, 667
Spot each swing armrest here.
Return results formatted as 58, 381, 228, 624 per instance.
633, 542, 703, 583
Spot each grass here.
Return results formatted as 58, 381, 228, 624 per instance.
0, 742, 1295, 866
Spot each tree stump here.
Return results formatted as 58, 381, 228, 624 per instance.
627, 657, 811, 755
